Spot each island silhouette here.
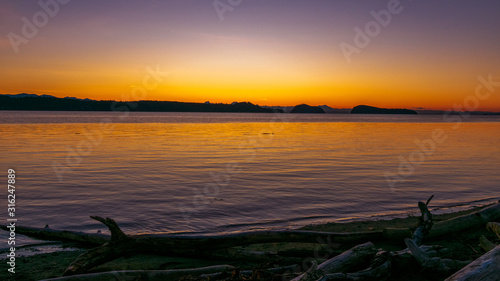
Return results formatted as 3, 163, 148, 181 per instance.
1, 94, 499, 115
351, 105, 418, 114
0, 94, 277, 113
290, 104, 325, 114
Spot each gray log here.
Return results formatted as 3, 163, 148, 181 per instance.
291, 242, 377, 281
444, 244, 500, 281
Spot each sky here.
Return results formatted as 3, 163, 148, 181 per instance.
1, 0, 499, 111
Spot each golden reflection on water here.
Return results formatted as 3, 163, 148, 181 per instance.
0, 120, 499, 234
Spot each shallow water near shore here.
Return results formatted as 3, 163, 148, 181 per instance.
0, 111, 499, 237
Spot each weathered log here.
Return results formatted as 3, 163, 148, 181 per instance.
405, 238, 429, 265
7, 199, 499, 279
429, 201, 500, 239
277, 248, 341, 259
1, 223, 383, 250
412, 195, 434, 246
392, 244, 445, 257
211, 249, 306, 265
486, 222, 500, 239
383, 201, 500, 240
294, 260, 320, 281
401, 197, 471, 276
0, 216, 381, 276
390, 245, 447, 272
173, 264, 301, 280
60, 216, 380, 275
405, 238, 470, 276
317, 261, 391, 281
478, 222, 500, 252
479, 235, 496, 252
236, 264, 301, 277
291, 242, 377, 281
0, 241, 66, 253
43, 265, 235, 281
316, 243, 377, 276
382, 227, 412, 241
444, 244, 500, 281
400, 196, 435, 266
207, 248, 307, 265
63, 216, 136, 276
7, 201, 499, 251
316, 251, 391, 281
0, 225, 109, 245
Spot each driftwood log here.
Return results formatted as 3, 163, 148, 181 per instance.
444, 244, 500, 281
0, 217, 385, 275
446, 219, 500, 281
383, 200, 500, 240
405, 238, 470, 276
478, 221, 500, 252
233, 264, 301, 279
479, 235, 496, 252
1, 222, 382, 250
41, 265, 235, 281
290, 242, 378, 281
411, 195, 434, 246
486, 222, 500, 239
403, 196, 471, 276
5, 201, 499, 252
63, 216, 133, 275
316, 251, 391, 281
290, 250, 391, 281
2, 198, 499, 280
445, 220, 500, 280
61, 216, 384, 276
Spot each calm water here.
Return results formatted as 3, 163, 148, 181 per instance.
0, 111, 499, 236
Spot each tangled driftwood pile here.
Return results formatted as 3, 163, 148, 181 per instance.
2, 197, 500, 281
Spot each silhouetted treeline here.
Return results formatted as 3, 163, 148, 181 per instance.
0, 95, 279, 113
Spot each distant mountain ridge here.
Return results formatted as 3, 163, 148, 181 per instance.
263, 105, 350, 113
5, 93, 95, 101
7, 93, 57, 99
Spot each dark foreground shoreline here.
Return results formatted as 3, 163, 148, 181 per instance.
1, 202, 499, 281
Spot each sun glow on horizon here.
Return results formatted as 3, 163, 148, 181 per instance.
1, 1, 499, 111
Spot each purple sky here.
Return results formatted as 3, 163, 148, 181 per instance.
1, 0, 499, 109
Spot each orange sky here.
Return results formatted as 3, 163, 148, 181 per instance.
1, 1, 499, 111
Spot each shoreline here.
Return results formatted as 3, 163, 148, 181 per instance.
300, 201, 497, 233
3, 198, 498, 254
2, 200, 499, 280
212, 197, 500, 235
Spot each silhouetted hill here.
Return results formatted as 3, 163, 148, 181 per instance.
0, 94, 276, 113
351, 105, 417, 114
318, 105, 350, 114
290, 104, 325, 114
6, 93, 58, 99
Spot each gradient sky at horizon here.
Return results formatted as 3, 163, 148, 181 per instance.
1, 0, 499, 110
